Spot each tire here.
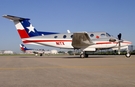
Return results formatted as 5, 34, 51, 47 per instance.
85, 54, 88, 58
40, 53, 43, 56
80, 54, 84, 58
125, 53, 131, 58
35, 54, 38, 56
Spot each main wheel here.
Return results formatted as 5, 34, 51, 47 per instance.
80, 54, 84, 58
40, 53, 43, 56
35, 54, 38, 56
85, 54, 88, 58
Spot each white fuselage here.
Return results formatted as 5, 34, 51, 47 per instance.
22, 32, 131, 51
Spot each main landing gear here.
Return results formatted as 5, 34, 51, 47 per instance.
35, 53, 43, 56
80, 51, 88, 58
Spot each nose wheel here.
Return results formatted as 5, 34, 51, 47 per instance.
125, 48, 131, 58
125, 53, 131, 58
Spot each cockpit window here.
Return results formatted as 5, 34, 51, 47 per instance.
106, 33, 111, 37
71, 35, 73, 38
90, 34, 94, 37
101, 33, 105, 37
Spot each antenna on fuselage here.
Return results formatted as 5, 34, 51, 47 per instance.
67, 30, 71, 33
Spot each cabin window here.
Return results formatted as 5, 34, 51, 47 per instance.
54, 36, 58, 38
101, 33, 105, 37
90, 34, 94, 37
63, 35, 67, 38
71, 35, 73, 38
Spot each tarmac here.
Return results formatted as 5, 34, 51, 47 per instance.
0, 55, 135, 87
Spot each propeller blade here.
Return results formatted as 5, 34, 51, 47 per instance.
118, 33, 122, 40
117, 33, 122, 54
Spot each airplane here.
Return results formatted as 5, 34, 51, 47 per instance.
20, 44, 44, 56
3, 15, 132, 58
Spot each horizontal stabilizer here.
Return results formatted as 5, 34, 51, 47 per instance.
72, 32, 94, 48
3, 15, 30, 21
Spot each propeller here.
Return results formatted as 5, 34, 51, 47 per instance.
118, 33, 121, 40
117, 33, 122, 54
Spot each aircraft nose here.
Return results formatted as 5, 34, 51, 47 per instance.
124, 41, 132, 45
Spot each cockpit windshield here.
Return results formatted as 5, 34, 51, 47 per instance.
106, 33, 111, 37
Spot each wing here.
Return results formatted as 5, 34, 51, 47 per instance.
72, 32, 94, 48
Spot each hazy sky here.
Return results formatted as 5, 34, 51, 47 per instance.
0, 0, 135, 52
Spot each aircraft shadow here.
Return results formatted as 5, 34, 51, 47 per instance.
19, 55, 116, 59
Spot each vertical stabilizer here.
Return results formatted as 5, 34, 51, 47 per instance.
20, 44, 27, 52
3, 15, 40, 39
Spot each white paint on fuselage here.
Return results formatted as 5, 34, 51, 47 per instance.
22, 32, 131, 50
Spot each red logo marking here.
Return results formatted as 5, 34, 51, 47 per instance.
56, 42, 65, 45
96, 36, 99, 39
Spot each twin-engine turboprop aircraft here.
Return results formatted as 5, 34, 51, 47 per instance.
20, 44, 44, 56
3, 15, 132, 58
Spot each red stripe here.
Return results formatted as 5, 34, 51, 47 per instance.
23, 40, 131, 44
18, 30, 29, 38
23, 40, 72, 43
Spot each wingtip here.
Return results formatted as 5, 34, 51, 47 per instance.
2, 14, 7, 17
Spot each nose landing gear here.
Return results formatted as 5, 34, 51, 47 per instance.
125, 53, 131, 58
125, 48, 131, 58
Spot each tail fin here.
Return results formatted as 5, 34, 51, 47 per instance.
3, 15, 40, 39
20, 44, 34, 52
20, 44, 28, 52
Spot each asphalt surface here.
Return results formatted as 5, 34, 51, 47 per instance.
0, 55, 135, 87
